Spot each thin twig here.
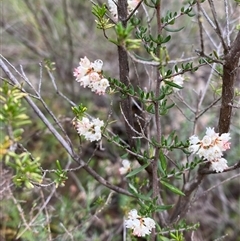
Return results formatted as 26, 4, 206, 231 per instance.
193, 172, 240, 202
16, 186, 56, 239
8, 188, 31, 232
38, 62, 43, 94
208, 0, 228, 52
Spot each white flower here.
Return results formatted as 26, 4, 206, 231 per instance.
99, 78, 110, 90
91, 59, 103, 72
75, 117, 103, 142
125, 219, 137, 229
88, 132, 102, 142
205, 127, 219, 140
80, 56, 91, 68
143, 217, 156, 229
73, 66, 85, 80
189, 144, 199, 154
97, 80, 110, 95
210, 158, 228, 173
92, 118, 104, 128
132, 219, 152, 237
208, 145, 222, 160
201, 135, 212, 147
219, 133, 231, 142
127, 209, 140, 219
125, 209, 155, 237
76, 117, 92, 135
119, 159, 131, 175
189, 135, 200, 145
172, 74, 184, 92
79, 75, 90, 88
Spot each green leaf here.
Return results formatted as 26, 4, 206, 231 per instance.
160, 180, 185, 196
135, 192, 152, 201
164, 26, 185, 32
162, 35, 171, 43
153, 93, 165, 101
56, 160, 63, 171
154, 204, 173, 212
159, 150, 167, 174
158, 236, 172, 241
126, 163, 150, 178
128, 183, 138, 194
164, 80, 183, 89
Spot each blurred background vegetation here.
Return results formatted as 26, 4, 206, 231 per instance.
1, 0, 240, 240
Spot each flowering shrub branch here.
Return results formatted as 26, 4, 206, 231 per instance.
1, 0, 240, 240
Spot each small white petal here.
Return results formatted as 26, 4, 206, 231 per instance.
119, 159, 131, 175
80, 56, 91, 68
201, 135, 212, 147
128, 209, 140, 219
91, 59, 103, 72
189, 135, 200, 145
210, 158, 228, 173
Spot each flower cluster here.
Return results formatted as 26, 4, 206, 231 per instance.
108, 0, 140, 20
125, 209, 155, 237
73, 56, 109, 95
75, 117, 104, 142
189, 127, 231, 172
119, 159, 131, 175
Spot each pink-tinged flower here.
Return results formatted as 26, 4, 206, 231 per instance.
125, 209, 155, 237
74, 57, 109, 95
80, 56, 91, 68
222, 141, 231, 151
210, 158, 228, 173
188, 127, 231, 170
119, 159, 131, 175
75, 117, 103, 142
89, 72, 101, 83
217, 133, 231, 151
73, 67, 82, 78
76, 117, 92, 135
73, 66, 88, 80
